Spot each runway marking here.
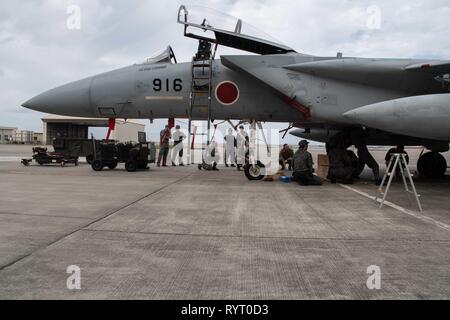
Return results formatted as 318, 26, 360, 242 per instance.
339, 184, 450, 232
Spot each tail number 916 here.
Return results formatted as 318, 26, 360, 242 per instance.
153, 79, 183, 92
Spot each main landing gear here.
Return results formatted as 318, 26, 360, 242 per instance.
417, 152, 447, 178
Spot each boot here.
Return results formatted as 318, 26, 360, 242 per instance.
373, 167, 382, 185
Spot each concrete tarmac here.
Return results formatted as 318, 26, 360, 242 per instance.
0, 145, 449, 299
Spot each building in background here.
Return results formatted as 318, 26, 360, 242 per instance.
0, 127, 18, 144
33, 133, 43, 145
42, 115, 145, 145
13, 130, 35, 144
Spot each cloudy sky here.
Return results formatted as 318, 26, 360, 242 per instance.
1, 0, 450, 142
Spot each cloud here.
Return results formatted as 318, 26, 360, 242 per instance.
1, 0, 449, 143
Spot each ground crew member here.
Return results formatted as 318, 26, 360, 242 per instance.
157, 125, 171, 167
385, 145, 410, 179
292, 140, 322, 186
236, 125, 248, 171
351, 130, 381, 185
199, 140, 220, 171
328, 144, 354, 184
224, 128, 236, 167
171, 125, 186, 166
279, 144, 294, 171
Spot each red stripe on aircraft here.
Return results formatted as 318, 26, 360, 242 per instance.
283, 96, 311, 119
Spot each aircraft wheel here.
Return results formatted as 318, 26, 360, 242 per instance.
125, 161, 137, 172
417, 152, 447, 178
92, 160, 104, 172
244, 161, 266, 181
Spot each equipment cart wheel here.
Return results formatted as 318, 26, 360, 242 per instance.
92, 160, 104, 171
86, 155, 94, 165
244, 161, 266, 181
125, 161, 137, 172
108, 161, 118, 170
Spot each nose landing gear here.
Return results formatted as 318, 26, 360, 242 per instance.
244, 161, 266, 181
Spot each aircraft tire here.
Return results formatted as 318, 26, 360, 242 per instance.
244, 161, 266, 181
417, 152, 447, 178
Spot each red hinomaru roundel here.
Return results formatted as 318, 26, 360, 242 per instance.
215, 81, 240, 106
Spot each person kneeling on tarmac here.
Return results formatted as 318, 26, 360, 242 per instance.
198, 141, 220, 171
292, 140, 322, 186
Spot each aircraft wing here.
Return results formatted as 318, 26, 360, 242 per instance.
221, 55, 312, 118
221, 55, 295, 92
283, 58, 450, 93
405, 60, 450, 74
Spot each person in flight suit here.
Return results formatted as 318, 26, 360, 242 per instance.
224, 128, 237, 167
171, 125, 186, 166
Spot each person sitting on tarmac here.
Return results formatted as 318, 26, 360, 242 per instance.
385, 145, 410, 179
198, 140, 220, 171
279, 144, 294, 171
292, 140, 322, 186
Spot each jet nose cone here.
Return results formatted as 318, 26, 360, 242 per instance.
21, 77, 94, 117
21, 99, 34, 110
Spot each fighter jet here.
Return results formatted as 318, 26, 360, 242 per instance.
22, 5, 449, 180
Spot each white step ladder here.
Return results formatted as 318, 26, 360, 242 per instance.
375, 153, 423, 212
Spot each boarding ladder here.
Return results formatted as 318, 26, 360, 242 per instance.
187, 40, 218, 164
375, 153, 423, 212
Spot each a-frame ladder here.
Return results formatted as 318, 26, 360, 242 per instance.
376, 153, 423, 212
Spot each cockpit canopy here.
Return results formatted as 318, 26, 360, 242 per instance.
177, 5, 296, 55
139, 46, 177, 65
